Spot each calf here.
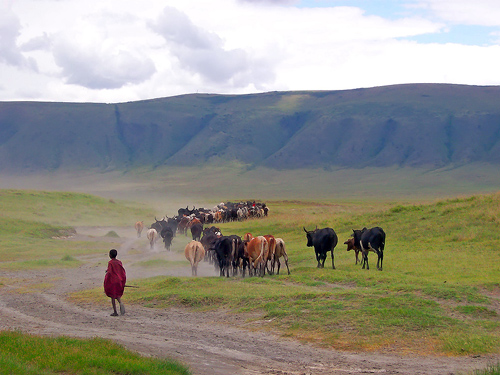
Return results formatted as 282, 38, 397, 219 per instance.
344, 237, 361, 265
304, 226, 338, 269
352, 227, 386, 270
273, 238, 290, 275
184, 240, 206, 276
134, 221, 144, 238
146, 228, 158, 249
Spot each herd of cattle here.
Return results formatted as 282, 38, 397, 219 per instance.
133, 201, 386, 277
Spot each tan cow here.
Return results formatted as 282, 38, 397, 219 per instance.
273, 238, 291, 275
184, 240, 206, 276
243, 236, 268, 277
263, 234, 276, 275
134, 221, 144, 238
146, 228, 158, 249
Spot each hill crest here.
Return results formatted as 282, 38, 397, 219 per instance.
1, 83, 500, 172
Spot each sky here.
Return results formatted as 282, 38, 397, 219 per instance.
1, 0, 500, 103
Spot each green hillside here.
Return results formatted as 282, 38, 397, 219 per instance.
1, 83, 500, 172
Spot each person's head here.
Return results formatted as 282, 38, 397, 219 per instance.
109, 249, 118, 259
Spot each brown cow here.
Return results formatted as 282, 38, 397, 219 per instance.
184, 240, 206, 276
213, 211, 223, 223
243, 232, 253, 242
177, 216, 191, 235
273, 238, 291, 275
263, 234, 276, 275
134, 221, 144, 238
344, 237, 361, 265
187, 217, 201, 229
243, 236, 268, 277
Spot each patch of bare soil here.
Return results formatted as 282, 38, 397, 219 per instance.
0, 226, 497, 375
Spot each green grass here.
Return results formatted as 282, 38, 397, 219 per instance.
3, 187, 500, 370
0, 189, 152, 270
0, 331, 190, 375
0, 189, 154, 226
473, 363, 500, 375
98, 192, 500, 356
0, 218, 116, 270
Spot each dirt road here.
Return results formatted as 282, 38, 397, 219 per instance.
0, 226, 496, 374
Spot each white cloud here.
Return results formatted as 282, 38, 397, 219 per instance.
52, 23, 156, 89
0, 0, 499, 102
0, 10, 37, 70
412, 0, 500, 26
149, 6, 276, 88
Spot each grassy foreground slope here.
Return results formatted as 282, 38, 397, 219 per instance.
99, 192, 500, 356
0, 332, 189, 375
0, 189, 190, 375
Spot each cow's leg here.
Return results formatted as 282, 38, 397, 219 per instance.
315, 251, 322, 268
331, 249, 335, 269
284, 254, 291, 275
377, 250, 383, 271
320, 254, 326, 268
362, 250, 369, 270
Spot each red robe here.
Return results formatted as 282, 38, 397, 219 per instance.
104, 258, 126, 299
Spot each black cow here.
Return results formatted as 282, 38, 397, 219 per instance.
352, 227, 386, 271
212, 236, 235, 277
190, 223, 203, 241
178, 206, 196, 217
303, 226, 338, 269
200, 232, 219, 264
160, 226, 174, 251
228, 235, 247, 277
151, 217, 167, 234
165, 217, 178, 237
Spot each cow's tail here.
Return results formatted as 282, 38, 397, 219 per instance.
194, 242, 201, 260
258, 237, 267, 277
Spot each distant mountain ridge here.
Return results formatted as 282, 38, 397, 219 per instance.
1, 83, 500, 172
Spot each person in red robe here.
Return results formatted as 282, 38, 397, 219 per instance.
104, 249, 126, 316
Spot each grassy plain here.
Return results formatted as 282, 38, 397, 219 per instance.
2, 187, 500, 374
75, 191, 500, 357
0, 189, 155, 271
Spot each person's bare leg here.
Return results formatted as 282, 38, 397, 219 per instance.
111, 298, 118, 316
117, 297, 125, 315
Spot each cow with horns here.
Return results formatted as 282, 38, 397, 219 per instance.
351, 227, 386, 270
303, 226, 338, 269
